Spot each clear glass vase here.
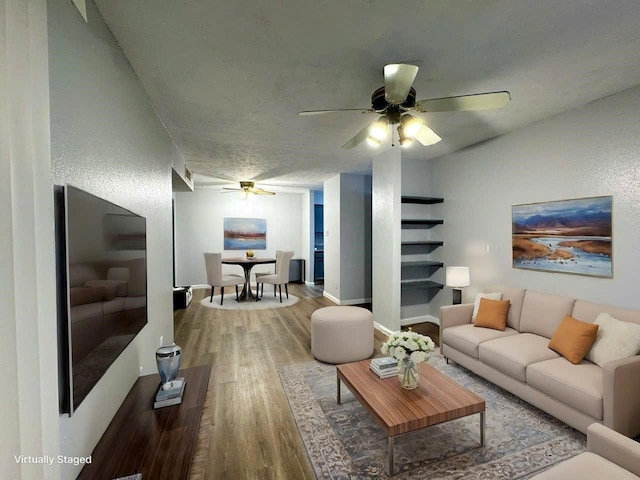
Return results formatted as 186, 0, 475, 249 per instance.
398, 358, 420, 390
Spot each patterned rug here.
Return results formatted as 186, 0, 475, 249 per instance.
278, 355, 586, 479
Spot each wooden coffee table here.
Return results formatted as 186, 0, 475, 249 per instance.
336, 359, 485, 475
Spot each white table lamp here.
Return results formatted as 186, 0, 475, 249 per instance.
446, 266, 470, 305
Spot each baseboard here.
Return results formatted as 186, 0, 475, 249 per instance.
373, 322, 395, 337
321, 291, 371, 306
305, 280, 316, 286
401, 314, 440, 326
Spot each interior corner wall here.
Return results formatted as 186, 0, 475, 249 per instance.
173, 188, 304, 286
323, 175, 341, 300
372, 149, 402, 332
302, 189, 314, 283
322, 174, 372, 305
430, 84, 640, 318
339, 174, 372, 303
48, 0, 175, 477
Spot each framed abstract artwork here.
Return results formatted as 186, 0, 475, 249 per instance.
512, 196, 612, 277
224, 217, 267, 250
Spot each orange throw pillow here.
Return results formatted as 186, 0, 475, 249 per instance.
473, 298, 510, 331
548, 314, 599, 364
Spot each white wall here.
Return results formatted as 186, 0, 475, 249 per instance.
48, 0, 175, 478
323, 175, 341, 300
430, 84, 640, 318
372, 149, 402, 332
173, 188, 305, 286
323, 174, 372, 305
1, 0, 60, 478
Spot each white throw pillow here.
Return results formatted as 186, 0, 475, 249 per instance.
472, 292, 503, 322
586, 312, 640, 368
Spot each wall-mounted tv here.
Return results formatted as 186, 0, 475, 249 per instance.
55, 185, 147, 414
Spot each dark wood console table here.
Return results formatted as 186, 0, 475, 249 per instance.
78, 364, 211, 479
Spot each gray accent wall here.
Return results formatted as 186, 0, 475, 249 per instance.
429, 84, 640, 318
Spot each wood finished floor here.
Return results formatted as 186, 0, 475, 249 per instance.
174, 284, 437, 479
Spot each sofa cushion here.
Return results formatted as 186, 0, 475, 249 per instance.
586, 312, 640, 368
442, 324, 518, 359
529, 452, 639, 480
474, 298, 510, 330
472, 292, 503, 322
548, 314, 599, 364
527, 357, 603, 420
479, 333, 560, 382
486, 285, 526, 330
519, 290, 576, 339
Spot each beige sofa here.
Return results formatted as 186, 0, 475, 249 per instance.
440, 286, 640, 437
531, 423, 640, 479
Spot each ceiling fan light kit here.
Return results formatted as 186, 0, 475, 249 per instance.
299, 63, 510, 150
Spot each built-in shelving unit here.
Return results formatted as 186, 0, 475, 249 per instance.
400, 195, 444, 322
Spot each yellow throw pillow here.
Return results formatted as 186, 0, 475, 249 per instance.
473, 298, 511, 331
548, 314, 599, 364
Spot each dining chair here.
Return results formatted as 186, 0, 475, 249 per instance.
203, 252, 245, 305
255, 250, 282, 282
257, 251, 294, 303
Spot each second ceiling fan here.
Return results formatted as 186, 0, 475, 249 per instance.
299, 64, 511, 149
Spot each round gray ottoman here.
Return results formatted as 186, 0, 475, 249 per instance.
311, 306, 374, 364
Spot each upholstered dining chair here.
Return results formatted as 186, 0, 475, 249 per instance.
203, 252, 245, 305
257, 251, 294, 303
255, 250, 282, 282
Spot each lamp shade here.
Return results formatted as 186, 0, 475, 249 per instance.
446, 266, 470, 288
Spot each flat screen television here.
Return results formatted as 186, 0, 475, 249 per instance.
55, 185, 147, 414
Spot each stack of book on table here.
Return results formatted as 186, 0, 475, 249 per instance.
153, 377, 186, 409
370, 357, 399, 378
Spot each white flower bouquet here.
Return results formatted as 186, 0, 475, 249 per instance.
381, 330, 435, 364
381, 330, 435, 389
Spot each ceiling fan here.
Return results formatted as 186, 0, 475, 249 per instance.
222, 181, 276, 195
299, 64, 511, 149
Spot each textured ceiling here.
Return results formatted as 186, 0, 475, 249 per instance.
94, 0, 640, 189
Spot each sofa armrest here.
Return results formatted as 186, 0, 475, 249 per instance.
587, 423, 640, 476
439, 304, 474, 354
603, 355, 640, 437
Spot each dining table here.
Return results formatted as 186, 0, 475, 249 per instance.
221, 257, 276, 302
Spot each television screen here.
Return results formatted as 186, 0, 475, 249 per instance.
55, 185, 147, 414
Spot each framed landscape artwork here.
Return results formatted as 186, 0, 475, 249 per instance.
224, 217, 267, 250
512, 196, 612, 277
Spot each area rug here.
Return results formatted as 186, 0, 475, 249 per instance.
199, 293, 299, 310
278, 355, 586, 479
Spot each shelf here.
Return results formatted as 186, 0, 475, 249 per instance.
400, 279, 444, 289
401, 219, 444, 228
401, 240, 444, 247
401, 196, 444, 205
401, 260, 444, 268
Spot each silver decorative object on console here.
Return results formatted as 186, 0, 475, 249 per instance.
156, 343, 182, 388
154, 344, 185, 408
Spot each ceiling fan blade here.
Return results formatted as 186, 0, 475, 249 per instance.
222, 187, 242, 191
298, 108, 372, 116
415, 91, 511, 112
342, 121, 376, 149
414, 123, 442, 146
384, 64, 419, 105
400, 114, 441, 146
252, 188, 276, 195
